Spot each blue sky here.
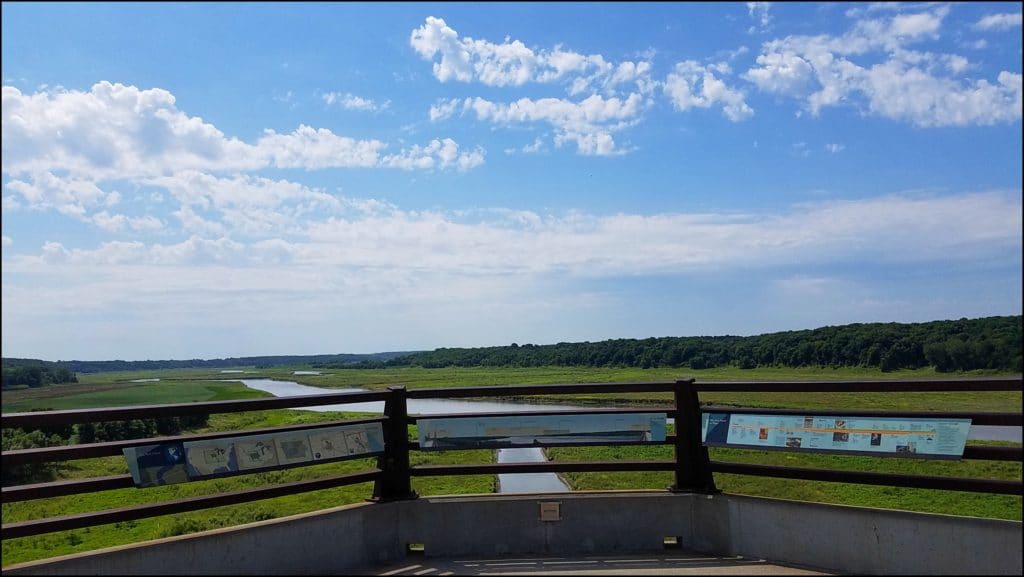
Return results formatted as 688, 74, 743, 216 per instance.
2, 2, 1021, 361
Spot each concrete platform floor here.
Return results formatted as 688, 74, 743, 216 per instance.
365, 552, 832, 575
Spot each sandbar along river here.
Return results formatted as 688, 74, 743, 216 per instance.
233, 378, 1021, 493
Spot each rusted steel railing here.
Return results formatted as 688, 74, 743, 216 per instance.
2, 377, 1020, 540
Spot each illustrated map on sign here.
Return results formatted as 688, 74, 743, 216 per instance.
701, 413, 971, 459
308, 429, 371, 459
125, 421, 384, 487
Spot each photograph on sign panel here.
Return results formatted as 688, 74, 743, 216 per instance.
419, 413, 665, 450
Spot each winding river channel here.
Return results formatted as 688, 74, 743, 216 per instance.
232, 378, 1021, 493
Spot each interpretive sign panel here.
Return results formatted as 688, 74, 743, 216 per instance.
123, 442, 189, 488
417, 413, 666, 450
123, 421, 384, 487
701, 413, 971, 459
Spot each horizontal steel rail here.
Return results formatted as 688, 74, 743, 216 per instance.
1, 390, 391, 428
407, 437, 675, 451
2, 475, 135, 502
2, 469, 381, 540
2, 417, 386, 467
407, 406, 675, 423
962, 445, 1023, 461
411, 460, 676, 476
700, 405, 1022, 426
700, 440, 1019, 463
710, 461, 1023, 495
406, 381, 677, 399
692, 377, 1022, 393
1, 377, 1019, 542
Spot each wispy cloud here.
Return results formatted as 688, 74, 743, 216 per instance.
974, 12, 1022, 31
462, 93, 645, 155
322, 91, 390, 112
664, 61, 754, 121
7, 190, 1018, 278
505, 137, 546, 155
746, 2, 773, 34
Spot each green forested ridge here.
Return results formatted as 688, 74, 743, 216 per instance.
2, 351, 417, 375
1, 359, 78, 389
388, 315, 1022, 372
4, 316, 1020, 379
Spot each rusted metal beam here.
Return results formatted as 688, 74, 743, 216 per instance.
410, 461, 675, 476
962, 445, 1024, 461
2, 475, 135, 502
1, 390, 391, 428
371, 387, 416, 502
407, 407, 674, 423
406, 381, 676, 399
671, 379, 717, 494
693, 378, 1022, 393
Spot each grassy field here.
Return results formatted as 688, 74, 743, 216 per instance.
1, 379, 267, 413
5, 365, 1019, 413
1, 365, 1020, 565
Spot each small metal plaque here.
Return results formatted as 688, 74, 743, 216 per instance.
539, 501, 561, 521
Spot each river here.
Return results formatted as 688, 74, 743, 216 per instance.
231, 378, 1020, 493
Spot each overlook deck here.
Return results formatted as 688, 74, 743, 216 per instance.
2, 491, 1017, 575
3, 377, 1020, 574
364, 551, 830, 575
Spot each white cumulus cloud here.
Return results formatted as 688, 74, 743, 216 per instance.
664, 61, 754, 121
382, 138, 486, 171
429, 98, 462, 122
464, 93, 646, 155
744, 6, 1023, 126
409, 16, 652, 96
2, 82, 484, 179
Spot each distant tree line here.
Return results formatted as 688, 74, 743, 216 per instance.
7, 352, 416, 374
2, 359, 78, 389
388, 316, 1022, 373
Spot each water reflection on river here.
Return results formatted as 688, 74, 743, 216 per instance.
235, 379, 586, 416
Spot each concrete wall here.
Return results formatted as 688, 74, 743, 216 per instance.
5, 491, 1021, 575
1, 500, 408, 576
710, 494, 1024, 575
